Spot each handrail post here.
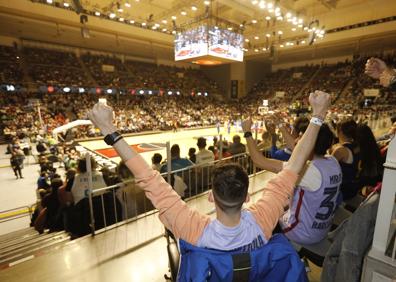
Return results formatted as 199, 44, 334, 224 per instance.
219, 134, 223, 160
166, 141, 171, 184
86, 152, 96, 236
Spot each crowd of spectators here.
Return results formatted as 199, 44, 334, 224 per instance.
0, 45, 24, 84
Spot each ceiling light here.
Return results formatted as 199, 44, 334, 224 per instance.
130, 20, 135, 23
141, 22, 146, 26
265, 16, 271, 20
301, 40, 306, 44
240, 24, 244, 27
259, 1, 266, 9
266, 33, 271, 37
109, 13, 116, 19
286, 12, 292, 18
280, 44, 284, 48
254, 36, 259, 40
119, 17, 124, 22
252, 19, 257, 24
277, 30, 283, 35
191, 6, 197, 11
152, 26, 157, 30
181, 11, 187, 16
125, 2, 131, 8
118, 8, 123, 12
95, 11, 101, 16
63, 2, 69, 7
267, 2, 273, 8
162, 28, 167, 32
172, 30, 176, 34
251, 0, 258, 4
298, 24, 303, 28
254, 49, 259, 52
277, 16, 283, 21
227, 27, 232, 31
171, 16, 177, 20
304, 26, 308, 30
262, 47, 267, 51
204, 1, 210, 5
46, 0, 53, 3
291, 27, 296, 31
162, 20, 167, 24
245, 38, 249, 42
298, 18, 303, 23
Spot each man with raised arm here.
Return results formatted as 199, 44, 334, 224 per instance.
365, 57, 396, 90
87, 90, 330, 250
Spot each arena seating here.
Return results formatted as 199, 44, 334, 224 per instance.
0, 46, 23, 85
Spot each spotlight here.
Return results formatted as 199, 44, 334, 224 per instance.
95, 11, 100, 16
109, 13, 116, 19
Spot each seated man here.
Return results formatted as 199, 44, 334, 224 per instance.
160, 144, 194, 173
243, 117, 342, 245
269, 116, 309, 161
87, 91, 330, 277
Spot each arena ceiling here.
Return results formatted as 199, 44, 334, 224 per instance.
0, 0, 395, 63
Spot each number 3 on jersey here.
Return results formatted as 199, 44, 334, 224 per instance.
315, 186, 338, 221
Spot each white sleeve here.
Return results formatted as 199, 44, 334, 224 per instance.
297, 163, 322, 192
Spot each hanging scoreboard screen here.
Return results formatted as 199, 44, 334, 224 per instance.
175, 25, 244, 63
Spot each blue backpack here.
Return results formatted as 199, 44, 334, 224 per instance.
177, 233, 308, 282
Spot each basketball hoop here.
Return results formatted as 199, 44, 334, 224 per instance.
258, 106, 269, 115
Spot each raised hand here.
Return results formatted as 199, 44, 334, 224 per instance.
242, 118, 253, 133
87, 103, 117, 136
309, 90, 331, 120
379, 68, 396, 87
365, 57, 387, 79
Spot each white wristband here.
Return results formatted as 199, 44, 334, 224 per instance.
310, 117, 323, 126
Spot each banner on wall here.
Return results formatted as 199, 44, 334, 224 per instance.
275, 91, 285, 98
363, 88, 380, 97
102, 64, 115, 72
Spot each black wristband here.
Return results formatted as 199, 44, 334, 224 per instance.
104, 131, 123, 146
244, 131, 253, 138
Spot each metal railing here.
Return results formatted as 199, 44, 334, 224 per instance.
0, 204, 36, 224
86, 147, 265, 235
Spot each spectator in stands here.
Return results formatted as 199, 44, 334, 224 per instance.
70, 156, 107, 205
330, 119, 360, 201
188, 147, 197, 164
356, 123, 384, 188
270, 116, 309, 161
243, 119, 341, 245
195, 137, 214, 165
214, 141, 232, 160
151, 153, 163, 171
87, 90, 330, 260
160, 144, 194, 173
228, 135, 246, 155
41, 178, 64, 232
365, 57, 396, 90
37, 172, 50, 190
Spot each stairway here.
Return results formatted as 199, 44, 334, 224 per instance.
295, 66, 322, 100
77, 56, 97, 86
0, 228, 70, 269
18, 51, 36, 92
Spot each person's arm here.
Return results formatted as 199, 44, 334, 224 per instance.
248, 90, 331, 239
331, 145, 349, 162
242, 118, 283, 173
88, 104, 210, 245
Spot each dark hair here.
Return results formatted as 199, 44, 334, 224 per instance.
232, 135, 241, 143
152, 153, 162, 164
117, 161, 133, 180
293, 117, 309, 134
337, 119, 357, 140
170, 144, 180, 158
51, 178, 63, 191
212, 163, 249, 214
77, 156, 97, 173
188, 147, 196, 156
197, 137, 207, 149
356, 123, 383, 178
208, 145, 215, 153
314, 124, 334, 156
